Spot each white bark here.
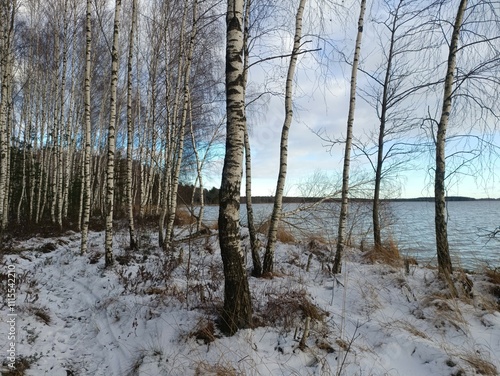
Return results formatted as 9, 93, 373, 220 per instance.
332, 0, 367, 274
104, 0, 122, 267
126, 0, 138, 250
80, 0, 92, 255
163, 0, 199, 250
218, 0, 253, 335
0, 0, 15, 231
435, 0, 468, 278
263, 0, 308, 274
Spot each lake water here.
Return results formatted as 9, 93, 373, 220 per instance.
202, 200, 499, 270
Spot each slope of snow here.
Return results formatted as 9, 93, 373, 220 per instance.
1, 228, 499, 375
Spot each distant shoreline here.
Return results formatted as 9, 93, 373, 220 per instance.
239, 196, 500, 204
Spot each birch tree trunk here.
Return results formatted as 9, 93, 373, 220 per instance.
218, 0, 252, 335
242, 0, 262, 277
373, 0, 401, 251
332, 0, 366, 274
435, 0, 468, 278
80, 0, 92, 255
126, 0, 138, 250
56, 4, 69, 230
163, 0, 199, 250
0, 0, 15, 232
188, 90, 205, 233
104, 0, 122, 267
50, 31, 60, 225
262, 0, 307, 275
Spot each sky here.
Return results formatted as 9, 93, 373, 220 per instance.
205, 0, 500, 200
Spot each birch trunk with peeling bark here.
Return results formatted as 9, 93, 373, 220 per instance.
0, 0, 15, 232
163, 0, 199, 251
104, 0, 122, 267
80, 0, 92, 255
242, 0, 262, 277
218, 0, 253, 335
332, 0, 366, 274
126, 0, 138, 250
435, 0, 468, 279
57, 5, 69, 230
373, 0, 401, 251
262, 0, 307, 275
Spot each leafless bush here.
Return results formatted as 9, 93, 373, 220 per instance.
258, 286, 328, 331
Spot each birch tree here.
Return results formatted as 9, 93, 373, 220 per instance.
104, 0, 122, 267
162, 0, 199, 251
218, 0, 253, 335
262, 0, 308, 275
0, 0, 16, 232
434, 0, 468, 278
80, 0, 92, 255
126, 0, 138, 250
242, 0, 262, 277
332, 0, 367, 274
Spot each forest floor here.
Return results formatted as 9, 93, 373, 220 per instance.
0, 225, 499, 376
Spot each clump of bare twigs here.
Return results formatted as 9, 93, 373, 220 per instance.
258, 286, 328, 330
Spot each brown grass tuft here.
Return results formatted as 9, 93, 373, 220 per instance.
190, 319, 217, 344
485, 268, 500, 285
363, 238, 402, 267
28, 306, 51, 325
1, 356, 31, 376
460, 352, 498, 376
174, 208, 196, 226
257, 221, 295, 244
194, 361, 238, 376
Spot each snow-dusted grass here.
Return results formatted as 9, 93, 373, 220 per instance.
0, 226, 499, 376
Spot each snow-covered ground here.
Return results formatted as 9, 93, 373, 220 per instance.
1, 227, 499, 375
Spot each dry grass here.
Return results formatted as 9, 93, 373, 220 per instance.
257, 221, 295, 244
194, 361, 239, 376
1, 357, 31, 376
460, 352, 498, 376
175, 208, 196, 226
190, 318, 217, 344
25, 305, 51, 325
389, 320, 429, 340
485, 268, 500, 285
363, 238, 402, 267
421, 294, 467, 332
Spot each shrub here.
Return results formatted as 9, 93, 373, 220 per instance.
258, 287, 328, 330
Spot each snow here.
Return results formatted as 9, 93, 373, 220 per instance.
1, 227, 499, 375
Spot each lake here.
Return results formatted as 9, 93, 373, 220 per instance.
202, 200, 499, 270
